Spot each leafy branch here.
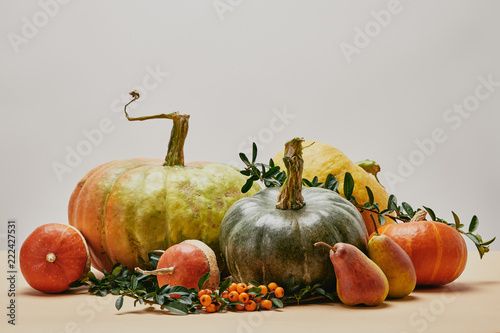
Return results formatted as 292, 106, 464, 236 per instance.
238, 143, 495, 258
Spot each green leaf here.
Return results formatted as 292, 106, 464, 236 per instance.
469, 215, 479, 233
271, 298, 284, 308
115, 296, 124, 310
264, 166, 281, 178
239, 153, 251, 166
241, 179, 254, 193
111, 266, 122, 277
365, 186, 374, 206
387, 194, 397, 211
401, 202, 414, 217
252, 142, 258, 163
378, 213, 385, 226
164, 301, 189, 315
302, 178, 313, 187
197, 273, 210, 290
452, 211, 461, 230
218, 277, 232, 295
423, 206, 436, 221
168, 286, 190, 295
480, 237, 496, 246
131, 275, 138, 291
324, 174, 339, 192
465, 233, 481, 246
343, 172, 354, 200
155, 294, 165, 304
87, 271, 99, 283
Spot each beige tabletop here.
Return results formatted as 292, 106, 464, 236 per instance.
2, 251, 500, 333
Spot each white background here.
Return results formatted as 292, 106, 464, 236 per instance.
1, 0, 499, 252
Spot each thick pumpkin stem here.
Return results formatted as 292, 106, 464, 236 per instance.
276, 137, 305, 210
123, 91, 189, 167
134, 267, 175, 275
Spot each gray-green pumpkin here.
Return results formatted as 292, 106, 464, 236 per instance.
219, 138, 368, 289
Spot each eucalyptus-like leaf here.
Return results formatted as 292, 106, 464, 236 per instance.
388, 194, 397, 212
131, 275, 138, 291
401, 202, 414, 217
252, 142, 258, 163
197, 272, 211, 290
366, 186, 374, 206
469, 215, 479, 233
423, 206, 436, 221
241, 179, 254, 193
480, 237, 496, 246
271, 298, 284, 308
452, 211, 461, 230
343, 172, 354, 200
239, 153, 251, 167
164, 301, 189, 315
218, 277, 232, 295
115, 296, 124, 310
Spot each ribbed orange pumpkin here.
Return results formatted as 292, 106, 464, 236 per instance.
377, 214, 467, 286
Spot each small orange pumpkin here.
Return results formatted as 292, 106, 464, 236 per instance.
20, 223, 90, 293
377, 211, 467, 286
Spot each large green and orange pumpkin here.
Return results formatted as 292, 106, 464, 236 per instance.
68, 92, 260, 273
219, 138, 368, 289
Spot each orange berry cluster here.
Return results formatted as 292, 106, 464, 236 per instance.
197, 282, 285, 313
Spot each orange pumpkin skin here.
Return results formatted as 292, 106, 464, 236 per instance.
156, 240, 220, 290
20, 223, 90, 293
378, 221, 467, 286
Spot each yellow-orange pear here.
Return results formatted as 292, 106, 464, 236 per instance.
368, 233, 417, 298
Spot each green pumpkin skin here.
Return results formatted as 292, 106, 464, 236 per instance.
69, 158, 261, 273
219, 187, 368, 288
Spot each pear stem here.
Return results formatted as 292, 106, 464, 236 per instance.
123, 91, 189, 167
276, 138, 306, 210
314, 242, 335, 252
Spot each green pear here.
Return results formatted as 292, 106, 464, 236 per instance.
368, 233, 417, 299
315, 242, 389, 306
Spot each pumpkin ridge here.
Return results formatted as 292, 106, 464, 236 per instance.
106, 164, 163, 268
99, 161, 153, 270
73, 159, 150, 271
103, 163, 147, 268
445, 227, 468, 283
428, 223, 443, 283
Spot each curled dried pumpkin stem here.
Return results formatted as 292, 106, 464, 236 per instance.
411, 210, 427, 222
124, 91, 189, 167
276, 137, 305, 210
134, 266, 175, 276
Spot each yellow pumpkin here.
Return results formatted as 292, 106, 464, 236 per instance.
272, 140, 393, 234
